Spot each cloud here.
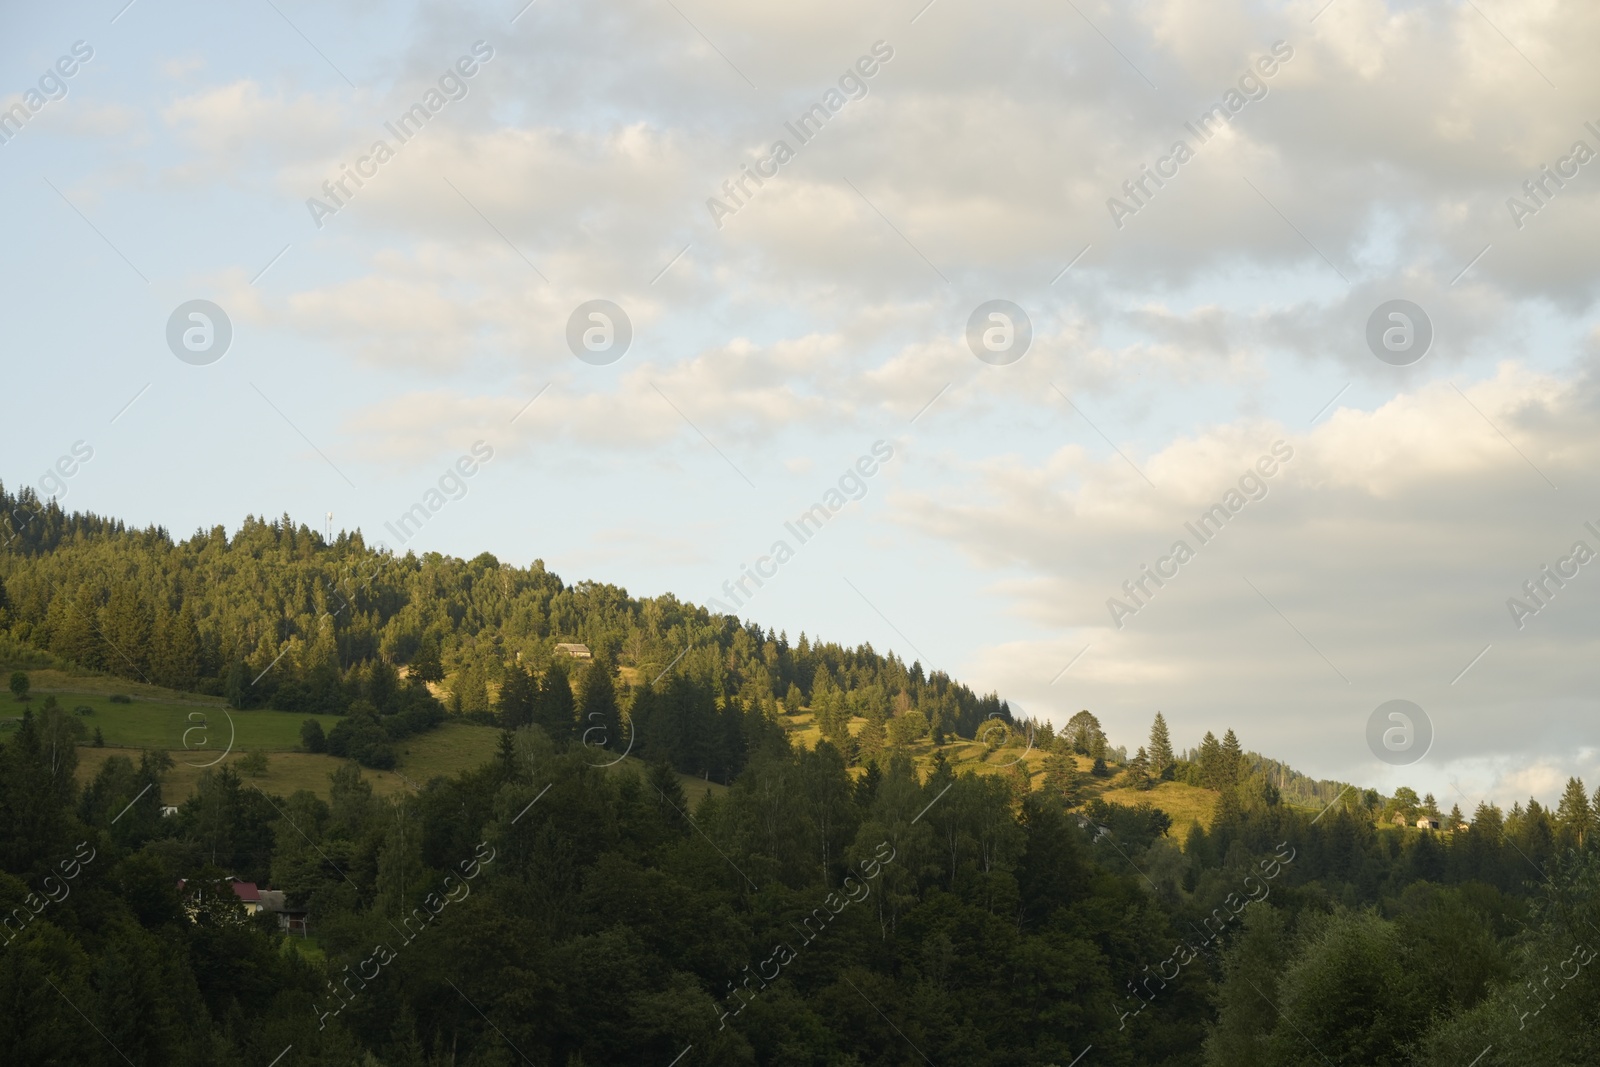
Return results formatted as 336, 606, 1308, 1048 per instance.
892, 359, 1600, 805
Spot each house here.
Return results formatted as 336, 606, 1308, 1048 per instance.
229, 880, 264, 914
1415, 816, 1441, 830
160, 805, 180, 817
554, 642, 592, 660
175, 878, 309, 934
255, 889, 309, 936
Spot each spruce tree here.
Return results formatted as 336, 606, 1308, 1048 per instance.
1196, 731, 1223, 789
1042, 747, 1079, 807
497, 663, 536, 729
1219, 728, 1244, 787
1126, 746, 1151, 790
1148, 712, 1175, 781
579, 655, 623, 751
410, 637, 444, 682
1556, 777, 1591, 849
535, 663, 576, 741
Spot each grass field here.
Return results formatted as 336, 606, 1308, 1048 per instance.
74, 721, 504, 800
72, 715, 730, 804
1099, 779, 1220, 830
31, 665, 1208, 825
13, 691, 346, 754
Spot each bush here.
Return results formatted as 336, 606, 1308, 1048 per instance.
109, 693, 132, 704
300, 719, 327, 753
91, 727, 104, 747
74, 705, 94, 716
327, 714, 392, 768
237, 750, 269, 776
8, 671, 28, 701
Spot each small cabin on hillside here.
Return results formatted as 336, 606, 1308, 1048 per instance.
1415, 816, 1441, 830
554, 642, 592, 660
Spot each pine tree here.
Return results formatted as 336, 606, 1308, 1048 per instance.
579, 654, 623, 751
496, 729, 517, 778
1556, 777, 1591, 849
410, 636, 444, 682
857, 710, 887, 760
535, 662, 575, 741
151, 605, 201, 691
498, 662, 537, 729
856, 760, 882, 808
1196, 731, 1223, 789
1126, 746, 1151, 790
1148, 712, 1174, 781
648, 759, 688, 827
1041, 748, 1079, 807
1219, 728, 1244, 787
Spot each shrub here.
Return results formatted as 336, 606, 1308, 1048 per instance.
74, 705, 94, 716
237, 750, 269, 776
109, 693, 132, 704
300, 719, 327, 753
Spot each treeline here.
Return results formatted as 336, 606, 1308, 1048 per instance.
0, 488, 1013, 753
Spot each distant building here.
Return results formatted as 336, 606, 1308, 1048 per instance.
175, 877, 307, 934
554, 642, 592, 660
255, 889, 309, 936
1415, 816, 1441, 830
229, 880, 265, 914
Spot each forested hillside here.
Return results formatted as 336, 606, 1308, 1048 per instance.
2, 488, 1599, 1066
0, 484, 1011, 780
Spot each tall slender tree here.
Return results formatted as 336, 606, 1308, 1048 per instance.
1556, 777, 1591, 849
1196, 731, 1223, 789
1149, 712, 1175, 781
1219, 728, 1244, 787
534, 662, 575, 741
578, 653, 623, 752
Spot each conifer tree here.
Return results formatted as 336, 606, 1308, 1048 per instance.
1127, 745, 1151, 790
1042, 746, 1079, 807
534, 662, 576, 741
578, 654, 622, 751
1149, 712, 1175, 781
497, 662, 536, 729
1556, 777, 1591, 849
1219, 728, 1244, 787
1196, 731, 1223, 788
857, 709, 887, 761
410, 636, 444, 682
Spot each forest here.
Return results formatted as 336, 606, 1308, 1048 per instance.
1, 485, 1598, 1066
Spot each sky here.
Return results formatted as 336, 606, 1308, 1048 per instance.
2, 0, 1598, 812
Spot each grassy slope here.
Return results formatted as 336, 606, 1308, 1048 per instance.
35, 671, 1213, 825
783, 710, 1223, 828
60, 687, 728, 804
